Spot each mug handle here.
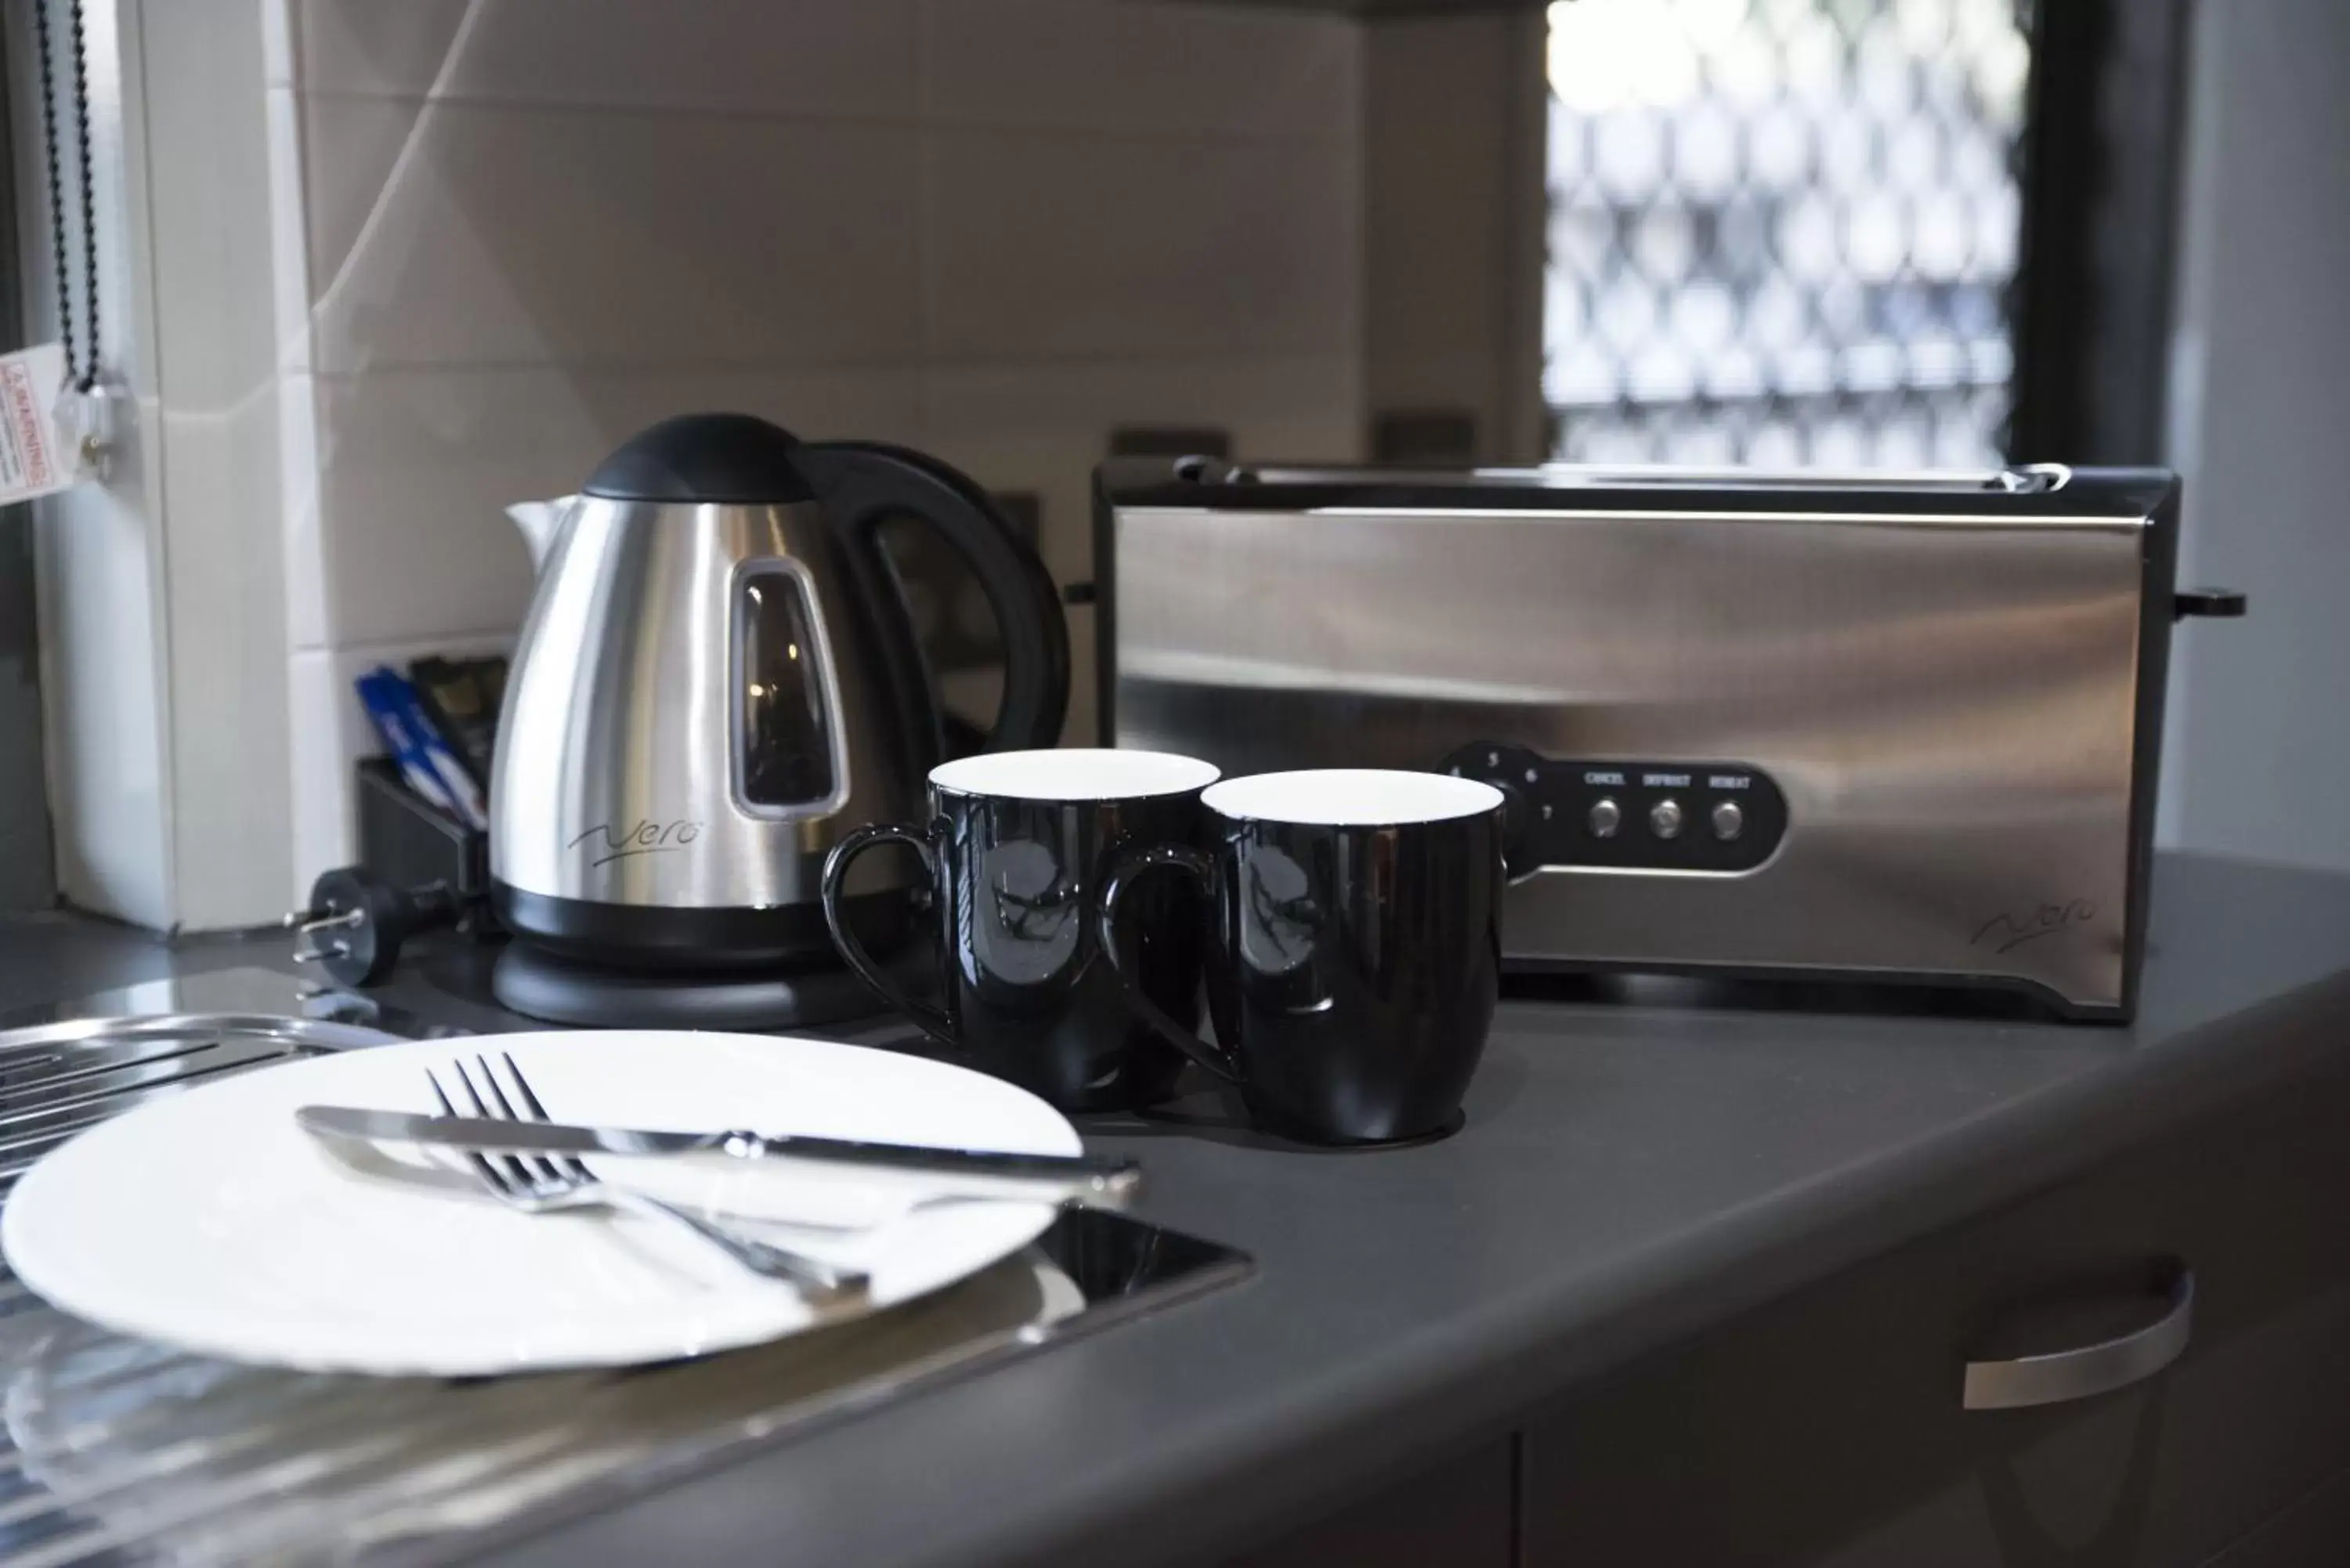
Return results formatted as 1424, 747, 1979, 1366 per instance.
821, 823, 957, 1049
1096, 844, 1242, 1084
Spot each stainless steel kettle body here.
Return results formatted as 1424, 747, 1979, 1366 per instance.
489, 415, 1068, 970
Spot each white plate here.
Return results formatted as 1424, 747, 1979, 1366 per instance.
0, 1031, 1082, 1375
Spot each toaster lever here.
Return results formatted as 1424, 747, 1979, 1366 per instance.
2174, 587, 2248, 620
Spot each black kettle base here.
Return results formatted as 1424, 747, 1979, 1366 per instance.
490, 941, 931, 1033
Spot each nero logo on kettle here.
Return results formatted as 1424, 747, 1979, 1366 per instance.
487, 414, 1069, 1028
568, 819, 705, 869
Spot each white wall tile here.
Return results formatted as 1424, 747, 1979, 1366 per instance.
924, 0, 1358, 139
133, 0, 291, 905
1363, 13, 1546, 461
924, 357, 1362, 579
924, 356, 1362, 744
279, 371, 329, 649
298, 92, 422, 317
260, 0, 294, 87
266, 87, 316, 372
312, 369, 589, 647
569, 365, 930, 451
291, 0, 467, 97
288, 631, 519, 892
286, 647, 351, 894
314, 364, 925, 648
926, 130, 1358, 363
140, 0, 277, 411
159, 397, 293, 930
135, 0, 292, 952
302, 100, 924, 372
298, 0, 917, 116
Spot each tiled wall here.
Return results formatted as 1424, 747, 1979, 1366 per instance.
274, 0, 1366, 891
1363, 13, 1546, 465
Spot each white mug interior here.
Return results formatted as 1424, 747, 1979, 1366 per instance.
928, 748, 1220, 802
1200, 769, 1504, 826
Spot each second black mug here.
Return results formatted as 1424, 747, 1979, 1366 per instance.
821, 749, 1220, 1111
1100, 768, 1506, 1144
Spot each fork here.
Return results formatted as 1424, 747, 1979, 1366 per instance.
432, 1054, 869, 1300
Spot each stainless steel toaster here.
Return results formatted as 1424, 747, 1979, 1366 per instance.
1093, 460, 2245, 1020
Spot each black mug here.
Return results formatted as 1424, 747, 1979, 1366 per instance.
822, 749, 1221, 1111
1099, 769, 1506, 1144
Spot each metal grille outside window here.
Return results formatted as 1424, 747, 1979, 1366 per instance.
1543, 0, 2031, 467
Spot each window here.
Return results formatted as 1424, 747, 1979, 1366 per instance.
1543, 0, 2031, 468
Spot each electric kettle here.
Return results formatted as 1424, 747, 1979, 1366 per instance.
488, 413, 1068, 1017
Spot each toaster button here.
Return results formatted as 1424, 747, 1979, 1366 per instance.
1587, 798, 1622, 839
1711, 800, 1745, 842
1649, 799, 1685, 840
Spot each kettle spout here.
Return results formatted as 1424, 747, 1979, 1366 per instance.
505, 496, 577, 574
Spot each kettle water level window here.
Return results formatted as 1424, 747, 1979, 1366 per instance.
737, 568, 837, 811
1543, 0, 2030, 466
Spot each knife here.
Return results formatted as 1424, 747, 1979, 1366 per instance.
295, 1106, 1142, 1209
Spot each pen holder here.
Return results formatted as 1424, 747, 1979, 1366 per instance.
355, 759, 492, 930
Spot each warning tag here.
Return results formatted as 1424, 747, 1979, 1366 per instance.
0, 343, 75, 505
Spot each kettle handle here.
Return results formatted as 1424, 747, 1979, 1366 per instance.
797, 442, 1070, 752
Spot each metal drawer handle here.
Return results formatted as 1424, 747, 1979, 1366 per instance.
1961, 1269, 2193, 1411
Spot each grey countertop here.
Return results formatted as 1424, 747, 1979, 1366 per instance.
6, 851, 2350, 1568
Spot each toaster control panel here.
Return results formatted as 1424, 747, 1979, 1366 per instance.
1441, 744, 1787, 876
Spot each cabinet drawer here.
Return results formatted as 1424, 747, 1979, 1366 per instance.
1522, 1050, 2350, 1567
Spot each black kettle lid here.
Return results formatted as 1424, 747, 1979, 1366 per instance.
582, 413, 816, 503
